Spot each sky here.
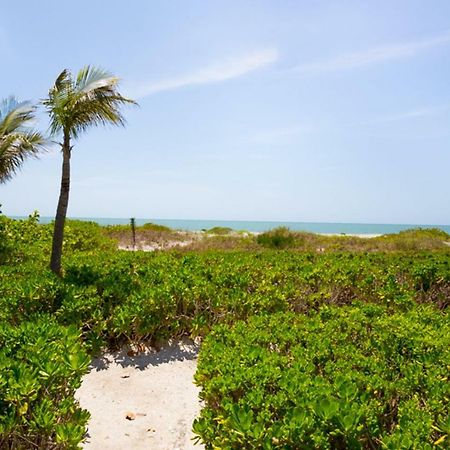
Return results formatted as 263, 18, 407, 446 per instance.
1, 1, 450, 224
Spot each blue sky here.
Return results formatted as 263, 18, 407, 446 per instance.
1, 1, 450, 224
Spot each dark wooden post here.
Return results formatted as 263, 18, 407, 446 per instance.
130, 217, 136, 250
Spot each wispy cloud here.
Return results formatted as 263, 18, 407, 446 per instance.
244, 103, 449, 145
293, 31, 450, 75
129, 48, 278, 98
347, 104, 450, 128
370, 108, 439, 124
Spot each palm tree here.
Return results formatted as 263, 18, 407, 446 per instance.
43, 66, 136, 275
0, 97, 46, 183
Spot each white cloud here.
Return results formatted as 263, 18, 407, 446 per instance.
294, 31, 450, 74
346, 104, 450, 128
376, 105, 449, 123
128, 48, 278, 98
369, 108, 435, 124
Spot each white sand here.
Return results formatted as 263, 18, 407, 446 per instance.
320, 233, 381, 238
76, 339, 204, 450
119, 240, 194, 252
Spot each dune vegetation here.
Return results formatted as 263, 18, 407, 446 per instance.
0, 214, 449, 448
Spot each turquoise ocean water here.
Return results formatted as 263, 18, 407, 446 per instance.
11, 216, 450, 235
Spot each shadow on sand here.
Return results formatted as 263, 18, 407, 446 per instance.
90, 338, 200, 371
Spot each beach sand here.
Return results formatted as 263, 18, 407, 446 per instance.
320, 233, 381, 238
76, 339, 204, 450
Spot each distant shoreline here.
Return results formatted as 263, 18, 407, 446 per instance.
9, 216, 450, 235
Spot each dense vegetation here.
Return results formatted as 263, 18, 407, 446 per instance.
194, 307, 449, 449
0, 215, 449, 448
0, 320, 90, 448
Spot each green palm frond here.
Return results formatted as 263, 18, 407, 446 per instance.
54, 69, 71, 91
0, 97, 35, 136
0, 97, 47, 183
43, 66, 137, 140
76, 65, 118, 93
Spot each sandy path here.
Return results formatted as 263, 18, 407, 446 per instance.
76, 339, 204, 450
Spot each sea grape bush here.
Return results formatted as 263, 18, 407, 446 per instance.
0, 216, 114, 267
2, 249, 449, 348
0, 217, 449, 447
255, 227, 450, 252
257, 227, 296, 248
206, 226, 233, 234
62, 220, 117, 253
0, 318, 90, 449
63, 251, 449, 346
193, 306, 450, 449
0, 212, 47, 263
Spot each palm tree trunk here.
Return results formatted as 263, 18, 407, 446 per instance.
50, 133, 71, 275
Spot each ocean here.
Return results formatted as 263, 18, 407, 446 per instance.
11, 216, 450, 235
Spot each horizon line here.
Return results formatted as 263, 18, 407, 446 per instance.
8, 215, 450, 227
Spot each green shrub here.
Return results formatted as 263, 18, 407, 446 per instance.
257, 227, 296, 249
194, 305, 450, 449
141, 222, 172, 232
1, 220, 450, 447
396, 228, 450, 240
0, 271, 70, 324
0, 216, 116, 267
63, 220, 116, 252
5, 249, 449, 345
39, 251, 450, 346
0, 318, 90, 449
375, 228, 450, 252
0, 216, 14, 262
0, 213, 50, 264
206, 227, 233, 235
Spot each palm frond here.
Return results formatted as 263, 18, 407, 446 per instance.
55, 69, 71, 91
43, 66, 137, 140
0, 132, 47, 183
0, 96, 21, 119
0, 97, 47, 183
76, 65, 118, 93
0, 97, 36, 136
